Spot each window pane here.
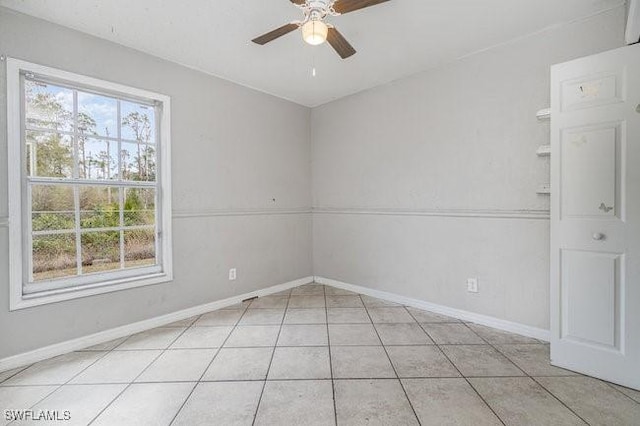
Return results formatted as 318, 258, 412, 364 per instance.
81, 231, 121, 274
78, 138, 119, 180
20, 71, 166, 294
32, 234, 77, 282
121, 101, 155, 143
124, 229, 156, 268
120, 142, 156, 181
124, 188, 156, 226
31, 185, 75, 232
79, 186, 120, 229
78, 92, 117, 138
26, 131, 74, 179
25, 80, 73, 132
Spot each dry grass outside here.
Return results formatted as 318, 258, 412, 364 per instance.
32, 231, 155, 281
33, 257, 156, 282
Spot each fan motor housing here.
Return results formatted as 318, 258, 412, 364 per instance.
307, 0, 333, 17
308, 0, 332, 10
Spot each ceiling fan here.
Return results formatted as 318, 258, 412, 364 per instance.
252, 0, 390, 59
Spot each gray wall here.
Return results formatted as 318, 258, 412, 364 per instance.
311, 7, 627, 330
0, 8, 312, 359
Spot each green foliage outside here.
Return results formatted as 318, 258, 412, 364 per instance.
32, 186, 156, 273
27, 81, 157, 278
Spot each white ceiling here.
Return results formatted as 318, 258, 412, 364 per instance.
0, 0, 625, 107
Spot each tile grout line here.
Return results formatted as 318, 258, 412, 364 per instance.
360, 296, 422, 426
602, 382, 640, 405
409, 308, 507, 426
423, 326, 506, 425
529, 376, 593, 425
5, 285, 636, 424
459, 322, 530, 376
250, 289, 292, 426
0, 287, 584, 426
168, 300, 255, 425
76, 341, 561, 351
7, 323, 149, 425
0, 365, 30, 385
0, 374, 590, 388
86, 317, 201, 425
324, 284, 339, 426
466, 323, 583, 417
458, 322, 591, 425
8, 348, 115, 425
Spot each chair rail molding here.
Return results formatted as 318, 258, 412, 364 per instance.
312, 207, 550, 220
172, 207, 312, 219
0, 216, 8, 227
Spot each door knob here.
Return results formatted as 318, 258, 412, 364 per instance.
592, 233, 605, 241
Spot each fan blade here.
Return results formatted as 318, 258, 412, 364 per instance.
290, 0, 306, 4
333, 0, 390, 14
252, 23, 299, 45
326, 27, 356, 59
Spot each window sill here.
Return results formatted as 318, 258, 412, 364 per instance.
11, 272, 173, 311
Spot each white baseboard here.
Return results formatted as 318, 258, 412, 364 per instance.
0, 274, 549, 373
0, 276, 313, 373
315, 276, 550, 342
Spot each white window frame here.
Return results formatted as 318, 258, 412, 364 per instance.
7, 58, 173, 310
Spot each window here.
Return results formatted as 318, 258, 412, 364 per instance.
7, 59, 172, 310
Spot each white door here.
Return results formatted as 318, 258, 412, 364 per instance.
551, 43, 640, 390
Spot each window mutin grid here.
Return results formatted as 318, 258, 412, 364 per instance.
20, 73, 163, 294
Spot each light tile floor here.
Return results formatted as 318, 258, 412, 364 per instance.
1, 283, 639, 425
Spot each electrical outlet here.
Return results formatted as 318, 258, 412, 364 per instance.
467, 278, 478, 293
229, 268, 237, 281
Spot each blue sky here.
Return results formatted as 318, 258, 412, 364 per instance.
27, 80, 155, 142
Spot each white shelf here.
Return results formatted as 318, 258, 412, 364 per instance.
537, 184, 551, 195
536, 108, 551, 195
536, 145, 551, 157
536, 108, 551, 121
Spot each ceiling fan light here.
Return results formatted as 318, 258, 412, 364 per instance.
302, 20, 328, 45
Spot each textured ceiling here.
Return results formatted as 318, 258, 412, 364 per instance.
0, 0, 626, 106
